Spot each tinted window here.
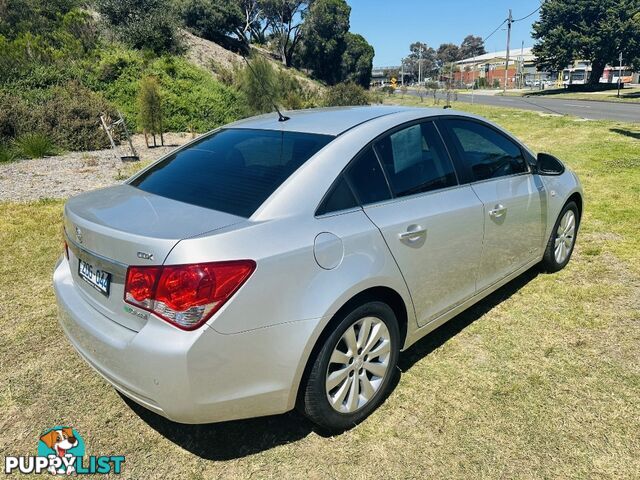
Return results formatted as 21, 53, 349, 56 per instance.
345, 147, 392, 205
446, 119, 527, 181
130, 129, 333, 217
374, 122, 457, 197
316, 177, 358, 215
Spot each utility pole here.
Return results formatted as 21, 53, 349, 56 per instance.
617, 52, 623, 98
418, 45, 423, 86
503, 9, 512, 92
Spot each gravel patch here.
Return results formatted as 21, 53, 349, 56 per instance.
0, 133, 194, 202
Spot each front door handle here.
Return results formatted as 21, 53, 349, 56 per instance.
398, 225, 427, 243
489, 204, 507, 218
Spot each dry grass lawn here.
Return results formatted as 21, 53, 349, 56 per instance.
1, 102, 639, 479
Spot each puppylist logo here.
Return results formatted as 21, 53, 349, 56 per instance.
4, 426, 125, 475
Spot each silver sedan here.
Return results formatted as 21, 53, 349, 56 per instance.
54, 106, 583, 431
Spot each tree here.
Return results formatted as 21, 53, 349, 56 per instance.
262, 0, 309, 66
299, 0, 350, 85
341, 32, 374, 87
138, 76, 164, 147
237, 0, 269, 43
532, 0, 640, 86
96, 0, 181, 54
406, 41, 436, 80
459, 34, 486, 60
236, 55, 280, 114
436, 43, 461, 64
176, 0, 244, 46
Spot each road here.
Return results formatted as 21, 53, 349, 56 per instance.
403, 90, 639, 123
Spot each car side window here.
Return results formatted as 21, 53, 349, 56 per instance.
344, 147, 392, 205
445, 119, 528, 182
316, 176, 358, 215
374, 121, 458, 198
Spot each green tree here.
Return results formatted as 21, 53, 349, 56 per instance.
341, 33, 374, 87
96, 0, 181, 54
236, 55, 280, 114
459, 34, 486, 60
299, 0, 351, 85
406, 42, 436, 80
175, 0, 244, 46
138, 76, 164, 146
532, 0, 640, 85
262, 0, 309, 66
436, 43, 461, 64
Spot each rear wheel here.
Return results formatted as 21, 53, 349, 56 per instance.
541, 201, 579, 272
300, 301, 399, 432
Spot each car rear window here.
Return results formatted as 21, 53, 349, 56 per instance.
130, 129, 333, 217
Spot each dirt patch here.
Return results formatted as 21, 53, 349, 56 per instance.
0, 133, 194, 202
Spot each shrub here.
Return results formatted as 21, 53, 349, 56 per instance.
39, 82, 116, 151
14, 133, 56, 158
176, 0, 243, 45
138, 76, 164, 146
236, 55, 279, 114
324, 82, 371, 106
96, 0, 182, 55
0, 144, 17, 163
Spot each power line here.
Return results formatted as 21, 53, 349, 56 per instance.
513, 5, 542, 23
483, 19, 508, 43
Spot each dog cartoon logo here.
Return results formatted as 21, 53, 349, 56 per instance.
37, 427, 85, 474
38, 427, 82, 457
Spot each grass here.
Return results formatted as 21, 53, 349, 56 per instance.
13, 133, 57, 159
1, 104, 639, 479
502, 86, 640, 104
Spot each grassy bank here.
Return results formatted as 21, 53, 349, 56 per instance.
1, 104, 639, 479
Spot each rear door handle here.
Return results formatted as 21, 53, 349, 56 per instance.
489, 204, 507, 218
398, 225, 427, 243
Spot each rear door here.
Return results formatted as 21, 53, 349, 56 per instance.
351, 121, 484, 327
439, 118, 545, 291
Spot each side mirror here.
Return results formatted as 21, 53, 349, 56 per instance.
536, 153, 565, 175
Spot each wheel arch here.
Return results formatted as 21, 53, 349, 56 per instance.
292, 285, 409, 409
567, 191, 583, 223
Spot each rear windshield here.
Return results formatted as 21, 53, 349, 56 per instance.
130, 128, 333, 217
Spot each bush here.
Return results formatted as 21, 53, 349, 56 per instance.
14, 133, 56, 158
236, 56, 278, 114
39, 82, 116, 151
324, 81, 371, 106
96, 0, 182, 55
176, 0, 243, 45
0, 144, 17, 163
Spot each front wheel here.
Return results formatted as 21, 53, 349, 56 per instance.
300, 301, 400, 432
541, 201, 579, 273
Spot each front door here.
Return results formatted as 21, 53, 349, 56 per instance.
440, 118, 545, 290
362, 121, 484, 326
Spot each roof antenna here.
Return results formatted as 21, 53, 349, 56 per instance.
241, 56, 290, 122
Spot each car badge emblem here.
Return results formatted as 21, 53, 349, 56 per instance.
74, 226, 83, 244
137, 251, 154, 261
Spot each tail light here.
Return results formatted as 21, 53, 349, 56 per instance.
124, 261, 256, 330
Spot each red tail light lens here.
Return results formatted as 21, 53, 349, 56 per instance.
124, 261, 255, 330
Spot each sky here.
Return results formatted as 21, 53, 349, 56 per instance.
347, 0, 543, 67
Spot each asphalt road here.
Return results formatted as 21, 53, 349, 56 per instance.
404, 90, 639, 123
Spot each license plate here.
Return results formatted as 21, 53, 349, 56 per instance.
78, 258, 111, 296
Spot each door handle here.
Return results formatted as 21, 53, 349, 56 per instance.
398, 225, 427, 243
489, 204, 507, 218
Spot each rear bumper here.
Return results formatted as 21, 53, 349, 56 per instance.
53, 258, 319, 424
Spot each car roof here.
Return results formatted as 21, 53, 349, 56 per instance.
224, 105, 448, 136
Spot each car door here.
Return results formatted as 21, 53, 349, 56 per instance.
440, 118, 545, 291
347, 121, 484, 327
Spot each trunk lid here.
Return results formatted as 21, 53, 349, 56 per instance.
63, 185, 245, 331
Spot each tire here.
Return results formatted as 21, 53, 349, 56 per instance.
541, 200, 579, 273
300, 301, 400, 432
